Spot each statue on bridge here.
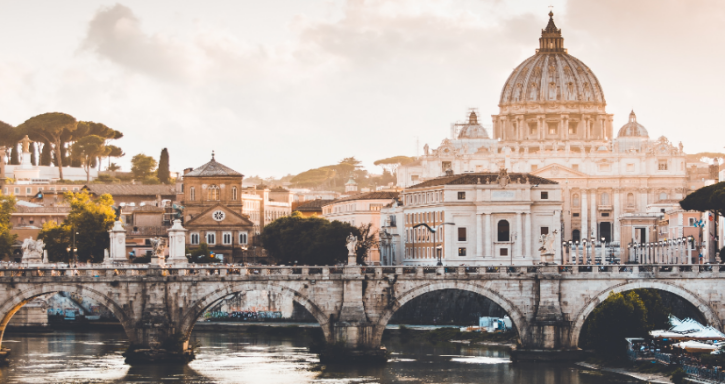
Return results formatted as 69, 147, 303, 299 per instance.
21, 238, 44, 264
538, 230, 557, 264
150, 237, 167, 267
346, 233, 358, 266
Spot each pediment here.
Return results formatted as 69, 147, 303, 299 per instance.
185, 204, 253, 227
530, 164, 588, 178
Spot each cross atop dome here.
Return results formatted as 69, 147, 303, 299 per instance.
539, 10, 566, 53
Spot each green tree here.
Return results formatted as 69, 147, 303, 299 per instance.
39, 141, 52, 166
157, 148, 170, 184
680, 181, 725, 217
260, 211, 361, 265
9, 145, 19, 165
30, 142, 37, 166
71, 135, 109, 183
131, 153, 157, 180
0, 193, 17, 259
19, 112, 78, 180
374, 155, 416, 175
633, 288, 670, 330
43, 191, 116, 263
582, 291, 649, 359
107, 163, 121, 172
37, 221, 71, 263
355, 222, 378, 265
106, 145, 125, 170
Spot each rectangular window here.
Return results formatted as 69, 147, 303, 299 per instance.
572, 164, 579, 171
540, 227, 549, 235
602, 212, 610, 217
13, 188, 19, 194
458, 247, 467, 256
239, 232, 248, 245
500, 248, 508, 256
458, 227, 467, 242
206, 233, 216, 245
541, 191, 549, 199
190, 233, 200, 245
531, 165, 538, 171
627, 164, 635, 172
568, 122, 577, 134
457, 192, 466, 200
26, 188, 31, 194
442, 161, 452, 172
658, 160, 668, 170
222, 232, 232, 245
573, 213, 580, 217
598, 164, 611, 172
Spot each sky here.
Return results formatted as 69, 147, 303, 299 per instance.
0, 0, 724, 178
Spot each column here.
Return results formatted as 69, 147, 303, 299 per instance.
167, 220, 188, 266
476, 214, 483, 257
107, 221, 128, 264
516, 212, 523, 258
554, 210, 562, 264
589, 190, 597, 239
525, 212, 532, 260
613, 189, 621, 243
581, 188, 588, 247
485, 213, 493, 257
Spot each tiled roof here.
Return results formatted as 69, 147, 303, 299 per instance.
84, 184, 177, 196
323, 191, 399, 206
185, 158, 243, 177
408, 173, 557, 189
125, 205, 165, 213
296, 199, 334, 211
14, 206, 71, 214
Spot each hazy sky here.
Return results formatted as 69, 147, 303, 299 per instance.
1, 0, 723, 177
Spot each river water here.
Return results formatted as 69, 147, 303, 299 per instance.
0, 329, 639, 383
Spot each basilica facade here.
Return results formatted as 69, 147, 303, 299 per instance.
396, 12, 708, 258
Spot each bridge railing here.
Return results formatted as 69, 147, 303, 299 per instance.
0, 264, 720, 279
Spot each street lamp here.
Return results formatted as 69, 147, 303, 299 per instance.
436, 245, 443, 266
582, 239, 588, 264
574, 240, 580, 265
601, 236, 606, 265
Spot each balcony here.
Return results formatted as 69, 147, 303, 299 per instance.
598, 205, 612, 211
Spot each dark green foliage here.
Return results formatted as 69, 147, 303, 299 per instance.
632, 288, 670, 330
37, 222, 71, 263
19, 112, 78, 180
680, 181, 725, 217
9, 145, 18, 165
131, 153, 157, 180
260, 211, 360, 265
157, 148, 170, 184
581, 291, 649, 359
39, 141, 52, 166
0, 194, 17, 259
187, 243, 222, 263
670, 368, 686, 384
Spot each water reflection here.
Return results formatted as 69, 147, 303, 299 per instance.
0, 330, 639, 383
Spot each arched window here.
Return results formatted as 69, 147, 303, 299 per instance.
572, 194, 580, 207
497, 220, 510, 242
208, 185, 220, 201
232, 187, 238, 201
572, 229, 581, 242
659, 192, 668, 200
190, 187, 195, 201
627, 193, 635, 205
601, 192, 609, 205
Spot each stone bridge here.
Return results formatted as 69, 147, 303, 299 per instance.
0, 264, 723, 362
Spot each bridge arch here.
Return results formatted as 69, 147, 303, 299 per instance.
373, 281, 529, 346
570, 281, 721, 347
179, 282, 331, 343
0, 283, 136, 348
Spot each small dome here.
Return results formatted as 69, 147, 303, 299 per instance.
617, 110, 649, 138
457, 111, 490, 139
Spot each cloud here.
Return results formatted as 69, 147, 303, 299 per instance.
81, 4, 191, 80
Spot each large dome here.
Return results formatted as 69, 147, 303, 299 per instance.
617, 110, 649, 137
499, 12, 605, 107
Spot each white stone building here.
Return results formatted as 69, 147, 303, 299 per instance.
380, 171, 562, 266
396, 12, 710, 254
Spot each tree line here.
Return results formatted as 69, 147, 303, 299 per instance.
289, 156, 415, 191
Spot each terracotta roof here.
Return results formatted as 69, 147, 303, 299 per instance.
296, 199, 334, 211
407, 172, 557, 189
84, 184, 177, 196
185, 158, 243, 178
323, 191, 399, 206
